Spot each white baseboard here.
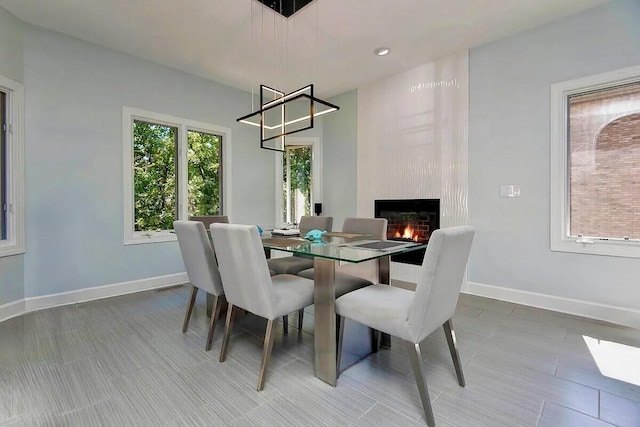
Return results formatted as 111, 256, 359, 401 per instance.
464, 281, 640, 329
0, 299, 26, 323
0, 272, 188, 323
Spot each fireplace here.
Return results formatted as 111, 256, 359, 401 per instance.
374, 199, 440, 265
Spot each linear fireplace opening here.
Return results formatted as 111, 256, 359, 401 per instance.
375, 199, 440, 265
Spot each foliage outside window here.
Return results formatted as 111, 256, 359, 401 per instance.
188, 130, 222, 218
282, 145, 312, 224
550, 65, 640, 258
133, 121, 178, 231
124, 107, 229, 244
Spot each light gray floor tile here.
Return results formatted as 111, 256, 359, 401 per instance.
600, 391, 640, 427
2, 286, 640, 426
352, 402, 427, 427
177, 358, 281, 423
466, 358, 599, 417
268, 359, 376, 424
476, 309, 568, 341
556, 357, 640, 404
458, 294, 516, 315
538, 401, 615, 427
340, 358, 441, 421
230, 394, 330, 427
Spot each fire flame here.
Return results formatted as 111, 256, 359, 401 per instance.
394, 225, 420, 242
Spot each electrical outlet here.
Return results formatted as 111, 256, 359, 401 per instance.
500, 184, 520, 198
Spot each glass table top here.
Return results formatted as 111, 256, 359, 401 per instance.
261, 232, 426, 263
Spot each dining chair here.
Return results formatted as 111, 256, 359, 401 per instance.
188, 215, 229, 227
267, 215, 333, 275
298, 217, 388, 298
174, 220, 226, 351
268, 215, 333, 334
210, 223, 315, 391
335, 226, 475, 426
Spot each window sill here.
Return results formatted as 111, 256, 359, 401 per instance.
124, 233, 177, 246
0, 242, 26, 258
551, 237, 640, 259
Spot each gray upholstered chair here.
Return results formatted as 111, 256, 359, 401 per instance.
267, 215, 333, 275
210, 223, 315, 391
298, 217, 388, 298
335, 226, 475, 426
268, 215, 333, 334
188, 215, 229, 227
174, 220, 225, 351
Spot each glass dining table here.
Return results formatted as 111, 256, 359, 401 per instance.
262, 232, 427, 386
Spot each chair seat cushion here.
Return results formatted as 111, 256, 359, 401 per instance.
335, 284, 415, 342
267, 256, 315, 275
271, 274, 315, 319
297, 268, 372, 298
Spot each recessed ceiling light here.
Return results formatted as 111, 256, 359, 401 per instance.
374, 47, 390, 56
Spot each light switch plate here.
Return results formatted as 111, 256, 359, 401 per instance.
500, 184, 520, 198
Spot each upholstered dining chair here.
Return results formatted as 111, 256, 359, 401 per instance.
188, 215, 229, 228
174, 220, 226, 351
268, 215, 333, 334
335, 226, 475, 426
298, 217, 388, 298
267, 215, 333, 275
210, 223, 315, 391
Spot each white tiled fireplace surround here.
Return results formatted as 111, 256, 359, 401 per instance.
357, 51, 469, 284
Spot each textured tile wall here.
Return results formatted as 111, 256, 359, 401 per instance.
357, 51, 469, 283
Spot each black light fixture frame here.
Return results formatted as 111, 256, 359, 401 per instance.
236, 84, 340, 152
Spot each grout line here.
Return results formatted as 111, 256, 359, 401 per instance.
356, 401, 377, 420
536, 400, 546, 426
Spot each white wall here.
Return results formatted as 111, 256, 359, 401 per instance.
468, 0, 640, 318
357, 52, 469, 283
322, 90, 358, 230
21, 25, 275, 299
0, 7, 24, 305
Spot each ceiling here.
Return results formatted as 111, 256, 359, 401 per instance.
0, 0, 610, 98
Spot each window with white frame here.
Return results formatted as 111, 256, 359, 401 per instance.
0, 75, 25, 257
275, 137, 321, 227
550, 65, 640, 258
123, 107, 231, 244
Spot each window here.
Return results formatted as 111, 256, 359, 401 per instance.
275, 137, 321, 226
123, 107, 230, 244
0, 75, 24, 257
550, 64, 640, 258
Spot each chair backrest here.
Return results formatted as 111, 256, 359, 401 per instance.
174, 220, 224, 296
342, 217, 387, 240
407, 226, 475, 342
189, 215, 229, 228
299, 216, 333, 234
210, 223, 276, 319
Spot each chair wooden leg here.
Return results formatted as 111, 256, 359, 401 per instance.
219, 304, 236, 363
297, 309, 304, 331
336, 315, 345, 377
182, 286, 198, 333
406, 341, 435, 427
282, 315, 289, 335
257, 318, 278, 391
205, 295, 223, 351
443, 318, 465, 387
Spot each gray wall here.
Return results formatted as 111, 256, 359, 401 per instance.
0, 7, 22, 82
0, 7, 24, 305
468, 0, 640, 310
21, 25, 275, 298
322, 90, 357, 230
